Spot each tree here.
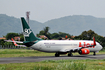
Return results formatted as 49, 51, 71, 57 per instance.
4, 42, 13, 46
0, 39, 5, 45
87, 30, 97, 39
51, 33, 59, 39
95, 35, 105, 48
19, 33, 24, 41
38, 27, 51, 39
44, 27, 50, 36
20, 35, 24, 41
39, 30, 45, 35
6, 33, 19, 40
59, 32, 71, 38
79, 30, 97, 40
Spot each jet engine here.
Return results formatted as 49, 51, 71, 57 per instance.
78, 49, 90, 55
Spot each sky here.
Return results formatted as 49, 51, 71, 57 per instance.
0, 0, 105, 23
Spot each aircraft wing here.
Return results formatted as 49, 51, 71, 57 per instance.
60, 47, 81, 52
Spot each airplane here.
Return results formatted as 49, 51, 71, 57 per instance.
5, 38, 26, 47
7, 17, 103, 57
11, 38, 26, 47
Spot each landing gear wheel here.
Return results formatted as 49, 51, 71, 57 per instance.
68, 52, 73, 57
55, 53, 59, 57
93, 52, 96, 56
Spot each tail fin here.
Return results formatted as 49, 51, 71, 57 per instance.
93, 37, 96, 45
11, 38, 18, 46
11, 38, 26, 47
21, 17, 42, 42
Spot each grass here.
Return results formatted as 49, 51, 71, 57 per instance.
0, 49, 105, 70
0, 49, 54, 58
0, 59, 105, 70
0, 49, 105, 58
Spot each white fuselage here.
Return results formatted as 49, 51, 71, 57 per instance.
31, 40, 102, 53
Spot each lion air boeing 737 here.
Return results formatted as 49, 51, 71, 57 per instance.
8, 17, 103, 57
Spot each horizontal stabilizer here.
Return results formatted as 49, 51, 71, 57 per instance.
5, 40, 23, 43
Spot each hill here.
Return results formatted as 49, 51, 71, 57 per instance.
0, 14, 45, 37
44, 15, 105, 36
0, 14, 105, 37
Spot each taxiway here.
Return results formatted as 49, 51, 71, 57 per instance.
0, 54, 105, 64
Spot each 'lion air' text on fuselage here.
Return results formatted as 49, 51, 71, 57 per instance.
79, 42, 95, 48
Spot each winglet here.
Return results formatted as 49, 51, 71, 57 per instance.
93, 37, 96, 46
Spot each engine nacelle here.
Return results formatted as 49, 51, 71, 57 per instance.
78, 49, 90, 55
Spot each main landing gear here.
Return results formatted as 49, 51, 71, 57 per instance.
68, 52, 73, 57
55, 52, 60, 57
93, 52, 96, 56
55, 52, 73, 57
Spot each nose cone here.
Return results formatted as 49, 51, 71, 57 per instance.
99, 44, 103, 50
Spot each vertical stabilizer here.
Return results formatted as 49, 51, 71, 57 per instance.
11, 38, 18, 46
21, 17, 42, 42
93, 37, 96, 45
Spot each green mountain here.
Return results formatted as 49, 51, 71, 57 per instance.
0, 14, 45, 37
0, 14, 105, 37
44, 15, 105, 36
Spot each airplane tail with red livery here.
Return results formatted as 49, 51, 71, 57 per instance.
11, 38, 26, 47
